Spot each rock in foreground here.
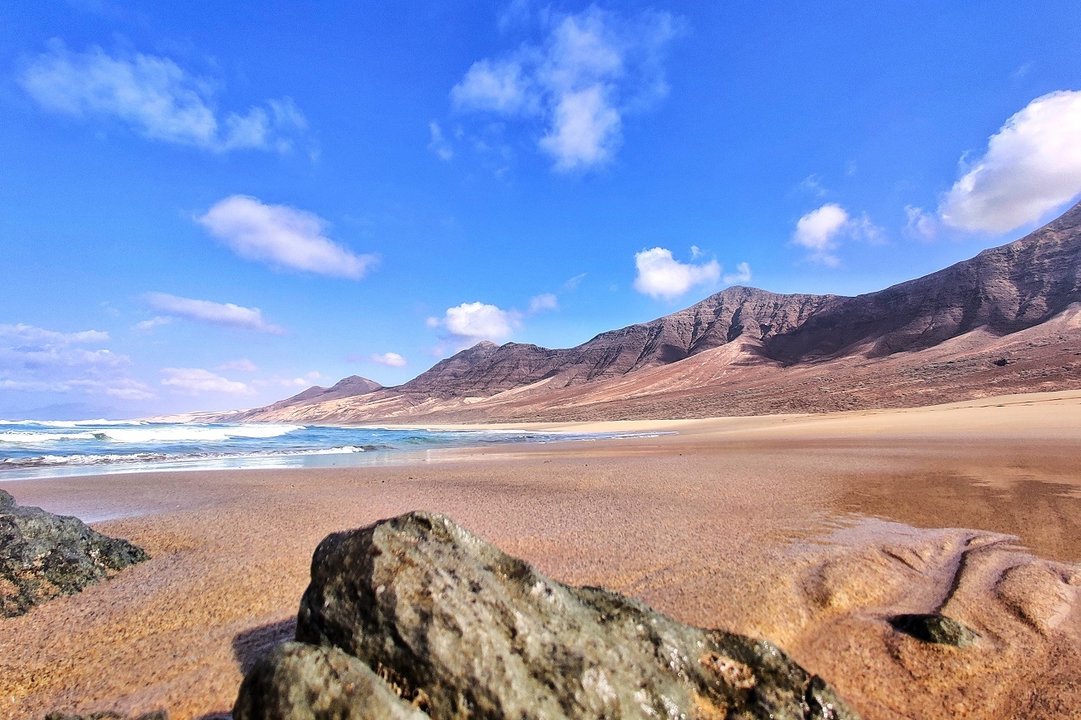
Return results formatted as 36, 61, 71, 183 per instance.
236, 512, 857, 719
0, 488, 148, 617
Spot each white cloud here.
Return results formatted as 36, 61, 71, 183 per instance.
791, 204, 883, 266
0, 323, 109, 345
0, 323, 153, 402
146, 292, 283, 334
134, 315, 173, 332
218, 358, 258, 373
371, 352, 407, 367
723, 261, 752, 285
939, 90, 1081, 233
197, 195, 376, 279
539, 85, 621, 170
280, 370, 322, 388
432, 302, 519, 344
904, 205, 938, 241
528, 293, 559, 313
161, 367, 252, 395
450, 6, 680, 171
19, 40, 307, 153
452, 59, 538, 115
793, 204, 848, 267
427, 121, 454, 161
633, 247, 721, 300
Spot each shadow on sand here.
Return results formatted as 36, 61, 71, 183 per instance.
193, 616, 297, 720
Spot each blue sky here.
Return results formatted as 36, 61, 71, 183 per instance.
2, 1, 1080, 418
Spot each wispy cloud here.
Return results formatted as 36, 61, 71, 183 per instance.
197, 195, 376, 279
904, 205, 938, 241
528, 293, 558, 313
161, 367, 252, 395
19, 39, 307, 153
939, 90, 1081, 233
218, 358, 258, 372
0, 323, 108, 345
633, 247, 720, 300
723, 261, 752, 285
427, 121, 454, 161
449, 6, 681, 171
145, 292, 283, 334
370, 352, 407, 367
792, 204, 883, 266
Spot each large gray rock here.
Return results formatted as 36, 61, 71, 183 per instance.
236, 512, 857, 719
0, 490, 148, 617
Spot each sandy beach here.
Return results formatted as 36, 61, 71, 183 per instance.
2, 390, 1080, 719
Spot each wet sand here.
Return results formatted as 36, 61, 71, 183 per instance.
1, 391, 1080, 719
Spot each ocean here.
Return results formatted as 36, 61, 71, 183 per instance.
0, 420, 649, 481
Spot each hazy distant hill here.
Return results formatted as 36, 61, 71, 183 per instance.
226, 201, 1081, 423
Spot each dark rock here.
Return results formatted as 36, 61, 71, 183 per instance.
236, 512, 858, 719
234, 642, 427, 720
889, 613, 980, 647
0, 493, 148, 617
992, 357, 1010, 367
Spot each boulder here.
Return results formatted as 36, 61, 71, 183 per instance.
0, 491, 148, 617
236, 512, 857, 719
888, 613, 980, 647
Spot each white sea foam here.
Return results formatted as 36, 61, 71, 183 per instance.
0, 431, 99, 444
95, 424, 304, 443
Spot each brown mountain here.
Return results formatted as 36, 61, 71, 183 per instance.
233, 201, 1081, 423
237, 375, 381, 419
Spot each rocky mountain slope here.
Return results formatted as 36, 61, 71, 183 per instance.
233, 201, 1081, 423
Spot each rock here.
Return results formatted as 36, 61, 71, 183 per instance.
888, 613, 980, 647
0, 492, 148, 617
234, 642, 427, 720
236, 512, 858, 719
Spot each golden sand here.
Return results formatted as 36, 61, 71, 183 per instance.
2, 391, 1079, 719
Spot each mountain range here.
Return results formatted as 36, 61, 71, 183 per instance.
227, 201, 1081, 423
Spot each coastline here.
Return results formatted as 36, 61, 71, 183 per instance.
2, 390, 1080, 719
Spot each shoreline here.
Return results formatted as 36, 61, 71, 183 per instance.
2, 390, 1080, 719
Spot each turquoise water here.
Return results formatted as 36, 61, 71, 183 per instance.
0, 420, 651, 480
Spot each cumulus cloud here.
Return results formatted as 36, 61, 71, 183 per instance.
197, 195, 376, 279
528, 293, 559, 313
430, 302, 519, 345
938, 90, 1081, 233
19, 40, 307, 153
633, 247, 720, 300
792, 204, 883, 266
450, 6, 680, 171
0, 323, 154, 401
161, 367, 252, 395
371, 352, 407, 367
146, 292, 283, 334
723, 262, 752, 285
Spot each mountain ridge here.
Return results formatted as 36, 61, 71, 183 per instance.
230, 201, 1081, 423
